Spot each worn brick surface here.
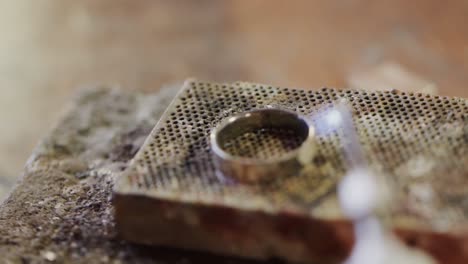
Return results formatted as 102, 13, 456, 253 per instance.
0, 87, 268, 264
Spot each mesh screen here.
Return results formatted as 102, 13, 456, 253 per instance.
121, 80, 468, 230
221, 127, 305, 159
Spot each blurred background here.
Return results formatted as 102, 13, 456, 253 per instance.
0, 0, 467, 197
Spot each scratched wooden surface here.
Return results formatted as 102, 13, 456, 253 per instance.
0, 0, 467, 198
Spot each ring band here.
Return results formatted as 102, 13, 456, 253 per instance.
210, 108, 315, 183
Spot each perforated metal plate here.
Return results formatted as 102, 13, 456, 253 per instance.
115, 80, 468, 263
222, 126, 306, 160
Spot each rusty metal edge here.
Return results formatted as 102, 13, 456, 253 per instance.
114, 192, 353, 263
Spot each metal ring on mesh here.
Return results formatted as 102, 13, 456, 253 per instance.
210, 108, 315, 183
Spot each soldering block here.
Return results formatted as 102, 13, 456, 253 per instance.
115, 80, 468, 263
